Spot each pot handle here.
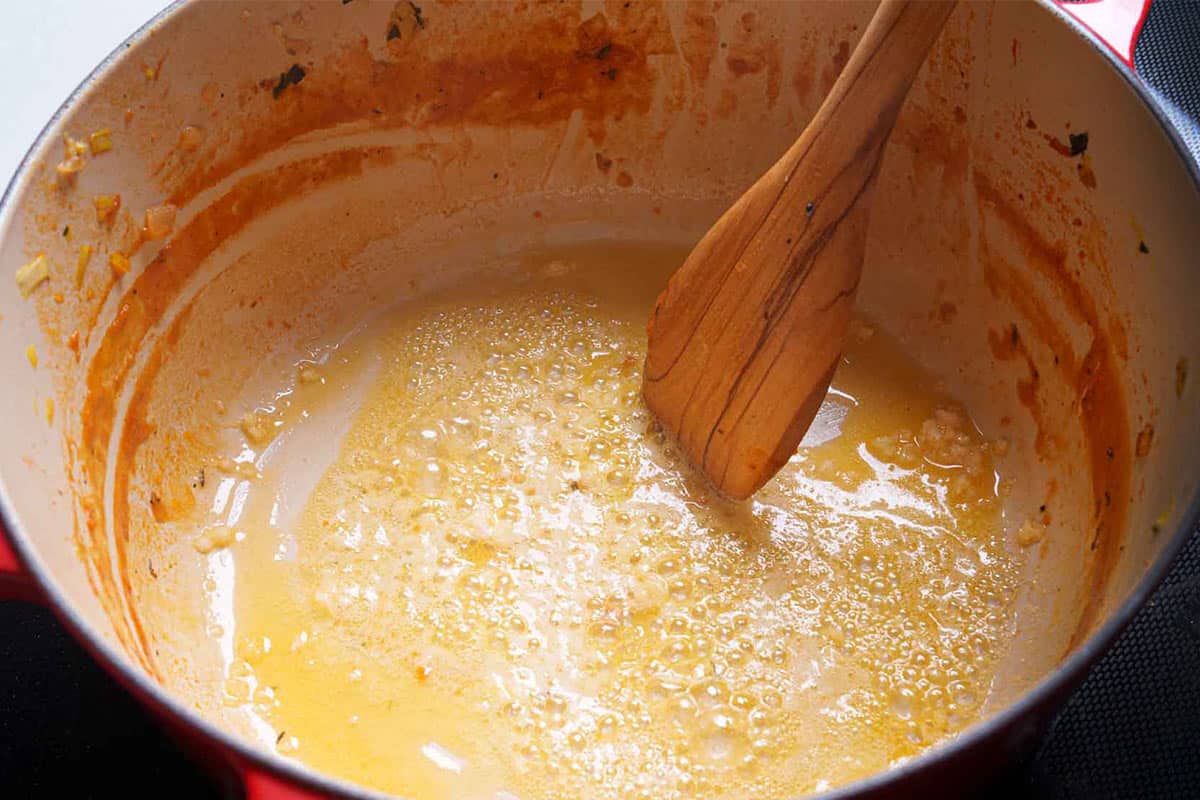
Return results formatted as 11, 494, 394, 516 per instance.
0, 522, 38, 601
1054, 0, 1152, 69
242, 766, 330, 800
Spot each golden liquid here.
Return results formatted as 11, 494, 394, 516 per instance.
198, 242, 1014, 799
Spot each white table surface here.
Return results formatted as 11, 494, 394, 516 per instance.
0, 0, 166, 190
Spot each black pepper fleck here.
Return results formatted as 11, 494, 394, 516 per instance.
409, 2, 425, 29
387, 23, 401, 41
1106, 446, 1114, 459
805, 201, 815, 216
1138, 240, 1150, 254
594, 43, 612, 60
605, 67, 618, 80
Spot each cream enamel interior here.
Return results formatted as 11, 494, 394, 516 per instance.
0, 1, 1198, 797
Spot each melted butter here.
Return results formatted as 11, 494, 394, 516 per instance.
200, 241, 1015, 799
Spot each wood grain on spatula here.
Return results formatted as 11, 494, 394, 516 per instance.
643, 0, 956, 500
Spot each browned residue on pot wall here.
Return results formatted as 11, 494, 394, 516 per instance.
973, 169, 1130, 648
167, 3, 666, 209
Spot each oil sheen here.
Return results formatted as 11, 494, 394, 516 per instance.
198, 242, 1016, 799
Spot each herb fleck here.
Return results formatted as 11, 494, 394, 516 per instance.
1068, 131, 1089, 156
272, 63, 307, 99
276, 730, 287, 745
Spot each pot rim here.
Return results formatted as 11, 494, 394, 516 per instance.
1, 1, 1197, 798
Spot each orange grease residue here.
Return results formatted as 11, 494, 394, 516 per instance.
679, 1, 719, 86
727, 53, 765, 76
973, 168, 1130, 648
167, 8, 661, 209
1043, 133, 1073, 158
898, 119, 969, 195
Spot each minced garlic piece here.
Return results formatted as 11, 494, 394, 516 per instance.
240, 411, 276, 444
1016, 519, 1046, 547
109, 252, 131, 275
178, 125, 205, 151
75, 244, 93, 287
214, 457, 259, 480
194, 524, 235, 555
89, 128, 113, 154
16, 254, 50, 297
56, 156, 86, 178
25, 345, 37, 368
143, 204, 177, 240
94, 194, 121, 224
62, 134, 88, 158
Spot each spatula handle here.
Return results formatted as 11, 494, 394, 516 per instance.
644, 1, 955, 499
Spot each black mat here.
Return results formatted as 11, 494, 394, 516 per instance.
2, 2, 1199, 797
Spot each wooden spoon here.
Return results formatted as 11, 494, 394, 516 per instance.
643, 0, 956, 500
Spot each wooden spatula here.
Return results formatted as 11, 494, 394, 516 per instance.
643, 0, 955, 500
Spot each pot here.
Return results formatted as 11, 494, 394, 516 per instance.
1, 0, 1197, 798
